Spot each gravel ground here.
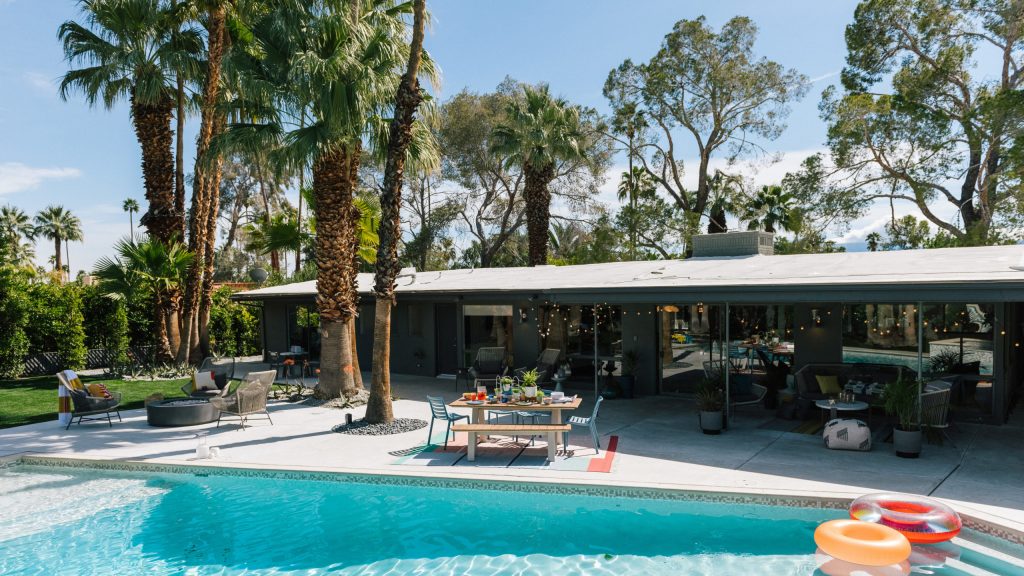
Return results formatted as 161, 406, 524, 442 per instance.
331, 418, 428, 436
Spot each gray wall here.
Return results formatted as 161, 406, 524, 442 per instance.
512, 300, 540, 369
263, 301, 290, 356
354, 302, 437, 377
793, 303, 843, 369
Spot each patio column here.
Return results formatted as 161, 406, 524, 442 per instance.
725, 302, 730, 426
593, 303, 599, 398
917, 302, 924, 427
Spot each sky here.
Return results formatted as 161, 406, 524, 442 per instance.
0, 0, 958, 274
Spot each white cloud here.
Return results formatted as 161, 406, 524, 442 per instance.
0, 162, 81, 195
23, 72, 54, 94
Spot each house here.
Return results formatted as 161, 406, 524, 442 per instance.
234, 232, 1024, 423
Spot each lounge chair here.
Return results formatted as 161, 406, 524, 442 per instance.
181, 361, 234, 399
469, 347, 507, 388
57, 370, 122, 430
209, 370, 276, 430
426, 396, 469, 448
564, 396, 604, 454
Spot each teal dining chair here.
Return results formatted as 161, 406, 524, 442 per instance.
564, 396, 604, 454
426, 396, 469, 449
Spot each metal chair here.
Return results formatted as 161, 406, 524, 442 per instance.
210, 370, 276, 430
426, 396, 469, 449
564, 396, 604, 454
469, 347, 507, 388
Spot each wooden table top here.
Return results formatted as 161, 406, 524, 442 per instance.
449, 397, 582, 411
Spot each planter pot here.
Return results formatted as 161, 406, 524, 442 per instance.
523, 386, 537, 398
700, 410, 723, 435
893, 428, 922, 458
619, 375, 635, 399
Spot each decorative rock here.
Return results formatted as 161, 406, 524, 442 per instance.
332, 418, 428, 436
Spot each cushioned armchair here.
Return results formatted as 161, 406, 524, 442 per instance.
210, 370, 276, 429
57, 370, 122, 430
469, 347, 507, 388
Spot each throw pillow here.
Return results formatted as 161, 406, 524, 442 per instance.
69, 389, 90, 412
87, 383, 112, 399
214, 372, 228, 390
816, 374, 842, 395
193, 371, 218, 392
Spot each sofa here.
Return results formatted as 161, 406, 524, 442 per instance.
794, 363, 906, 405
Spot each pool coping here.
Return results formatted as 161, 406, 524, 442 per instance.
4, 452, 1023, 546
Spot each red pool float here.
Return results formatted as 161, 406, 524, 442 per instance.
850, 493, 962, 544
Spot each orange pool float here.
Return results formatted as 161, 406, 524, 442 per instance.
850, 493, 962, 544
814, 519, 911, 567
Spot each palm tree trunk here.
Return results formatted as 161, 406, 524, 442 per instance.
349, 316, 362, 389
198, 126, 225, 359
64, 239, 70, 277
53, 236, 62, 273
129, 211, 135, 244
153, 292, 173, 363
175, 73, 186, 238
524, 163, 555, 266
181, 6, 228, 364
366, 0, 426, 424
313, 146, 362, 399
132, 91, 177, 246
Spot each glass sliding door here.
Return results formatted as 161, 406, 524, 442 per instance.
463, 304, 514, 368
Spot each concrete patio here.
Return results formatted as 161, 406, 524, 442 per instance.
2, 372, 1024, 539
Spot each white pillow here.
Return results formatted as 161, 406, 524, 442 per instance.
193, 371, 218, 391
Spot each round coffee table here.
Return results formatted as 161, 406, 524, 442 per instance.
147, 399, 220, 427
815, 399, 871, 426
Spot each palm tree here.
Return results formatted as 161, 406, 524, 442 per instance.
34, 205, 82, 276
367, 0, 431, 424
122, 198, 140, 243
59, 0, 202, 246
706, 171, 742, 234
94, 237, 192, 361
866, 232, 882, 252
222, 0, 426, 399
491, 85, 585, 266
0, 205, 37, 269
617, 166, 656, 260
743, 184, 796, 234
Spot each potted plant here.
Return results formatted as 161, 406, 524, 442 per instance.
697, 377, 725, 435
619, 350, 639, 399
883, 376, 922, 458
521, 368, 539, 398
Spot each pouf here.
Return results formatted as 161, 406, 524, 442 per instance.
823, 418, 871, 451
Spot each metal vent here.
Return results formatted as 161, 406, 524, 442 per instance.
691, 231, 775, 258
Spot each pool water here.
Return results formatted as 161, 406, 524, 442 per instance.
0, 464, 1021, 575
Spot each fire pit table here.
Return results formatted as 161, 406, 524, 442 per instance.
147, 399, 220, 427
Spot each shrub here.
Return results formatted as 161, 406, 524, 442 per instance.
0, 267, 30, 377
25, 281, 87, 370
81, 284, 130, 373
208, 287, 260, 357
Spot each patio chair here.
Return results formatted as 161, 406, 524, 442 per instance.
181, 361, 235, 399
210, 370, 276, 430
469, 347, 507, 388
57, 370, 122, 430
426, 396, 469, 449
564, 396, 604, 454
917, 387, 953, 444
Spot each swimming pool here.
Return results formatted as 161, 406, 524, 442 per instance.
1, 461, 1022, 575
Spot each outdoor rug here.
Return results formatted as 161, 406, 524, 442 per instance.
389, 430, 619, 472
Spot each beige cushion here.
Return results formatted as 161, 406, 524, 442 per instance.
193, 371, 218, 392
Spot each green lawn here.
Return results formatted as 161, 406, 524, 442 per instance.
0, 374, 191, 429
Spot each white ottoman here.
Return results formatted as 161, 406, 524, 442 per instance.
823, 418, 871, 451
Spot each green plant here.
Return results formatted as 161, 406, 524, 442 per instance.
696, 378, 724, 412
883, 377, 921, 432
25, 280, 86, 370
521, 368, 539, 387
622, 349, 639, 376
0, 267, 30, 378
928, 348, 962, 375
81, 284, 130, 375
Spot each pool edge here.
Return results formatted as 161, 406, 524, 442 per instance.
5, 452, 1024, 546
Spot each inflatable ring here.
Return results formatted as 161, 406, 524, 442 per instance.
814, 519, 911, 566
850, 493, 962, 544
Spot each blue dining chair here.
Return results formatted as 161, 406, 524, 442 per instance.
426, 396, 469, 449
564, 396, 604, 454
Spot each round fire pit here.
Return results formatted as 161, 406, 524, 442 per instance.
146, 399, 219, 427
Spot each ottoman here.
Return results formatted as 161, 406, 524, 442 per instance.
823, 418, 871, 451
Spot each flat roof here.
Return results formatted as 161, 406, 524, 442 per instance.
233, 244, 1024, 303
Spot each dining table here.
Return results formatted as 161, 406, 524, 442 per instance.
448, 396, 583, 448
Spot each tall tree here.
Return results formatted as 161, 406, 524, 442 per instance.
743, 184, 796, 233
491, 85, 587, 265
605, 16, 808, 230
823, 0, 1024, 243
367, 0, 430, 424
122, 198, 140, 243
59, 0, 202, 246
0, 206, 37, 269
34, 205, 82, 277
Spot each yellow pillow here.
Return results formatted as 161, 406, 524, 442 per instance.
816, 374, 842, 395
